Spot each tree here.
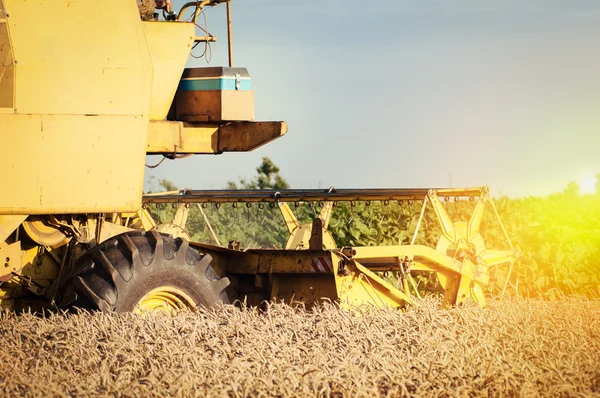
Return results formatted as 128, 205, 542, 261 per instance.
227, 157, 289, 190
184, 157, 292, 248
158, 179, 178, 192
145, 176, 178, 193
563, 181, 580, 197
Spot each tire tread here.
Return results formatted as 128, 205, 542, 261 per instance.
57, 231, 229, 312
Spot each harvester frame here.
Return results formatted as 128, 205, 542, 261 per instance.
138, 186, 515, 309
0, 0, 515, 313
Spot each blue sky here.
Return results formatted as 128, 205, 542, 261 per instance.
146, 0, 600, 197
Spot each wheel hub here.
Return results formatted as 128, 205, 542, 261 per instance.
135, 286, 197, 314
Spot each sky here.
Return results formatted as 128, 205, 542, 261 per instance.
145, 0, 600, 198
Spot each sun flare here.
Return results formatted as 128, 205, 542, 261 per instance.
580, 174, 597, 195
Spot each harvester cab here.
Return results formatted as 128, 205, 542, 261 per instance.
0, 1, 516, 313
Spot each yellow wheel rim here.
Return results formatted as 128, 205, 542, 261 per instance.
135, 286, 196, 314
23, 218, 69, 248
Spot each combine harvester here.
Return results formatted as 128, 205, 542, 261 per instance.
0, 0, 515, 313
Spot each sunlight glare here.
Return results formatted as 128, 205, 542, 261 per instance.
580, 174, 597, 195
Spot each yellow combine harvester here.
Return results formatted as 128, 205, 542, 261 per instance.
0, 0, 515, 312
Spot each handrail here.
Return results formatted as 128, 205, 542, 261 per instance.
177, 0, 225, 22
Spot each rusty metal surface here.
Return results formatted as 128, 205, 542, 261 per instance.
0, 21, 13, 107
181, 67, 250, 79
175, 90, 254, 122
218, 121, 286, 152
146, 120, 287, 154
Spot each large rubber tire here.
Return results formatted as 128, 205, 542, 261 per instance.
57, 230, 229, 312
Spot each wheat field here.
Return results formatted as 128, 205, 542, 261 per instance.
0, 297, 599, 397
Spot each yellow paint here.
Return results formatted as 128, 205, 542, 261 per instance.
0, 243, 61, 307
278, 202, 337, 250
285, 223, 336, 250
0, 18, 14, 109
333, 255, 414, 309
135, 209, 158, 231
0, 0, 152, 215
481, 250, 515, 267
0, 114, 147, 214
6, 0, 152, 115
22, 218, 69, 248
0, 215, 26, 242
0, 241, 20, 279
146, 120, 288, 154
143, 21, 195, 120
135, 286, 197, 313
147, 121, 218, 153
278, 203, 300, 234
19, 244, 61, 282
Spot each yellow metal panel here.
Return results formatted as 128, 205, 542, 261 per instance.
135, 209, 158, 231
352, 244, 463, 274
333, 254, 413, 309
0, 215, 26, 242
146, 121, 288, 154
0, 115, 147, 214
278, 203, 300, 234
147, 120, 217, 153
0, 241, 21, 280
143, 21, 195, 120
15, 66, 146, 115
0, 0, 152, 214
6, 0, 152, 116
0, 20, 13, 108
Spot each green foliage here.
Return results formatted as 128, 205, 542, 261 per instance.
562, 181, 580, 198
325, 201, 441, 248
148, 157, 291, 249
227, 157, 289, 190
145, 176, 179, 193
498, 191, 600, 298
